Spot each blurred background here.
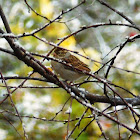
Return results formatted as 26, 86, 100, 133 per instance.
0, 0, 140, 139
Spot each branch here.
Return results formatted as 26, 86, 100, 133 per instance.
0, 5, 12, 33
1, 75, 140, 106
85, 92, 140, 106
97, 0, 140, 31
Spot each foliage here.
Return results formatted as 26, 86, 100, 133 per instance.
0, 0, 140, 140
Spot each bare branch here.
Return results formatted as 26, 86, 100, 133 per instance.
97, 0, 140, 31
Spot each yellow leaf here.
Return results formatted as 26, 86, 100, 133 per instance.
46, 23, 67, 37
60, 36, 76, 49
39, 0, 54, 19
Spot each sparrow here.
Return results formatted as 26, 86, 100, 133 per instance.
51, 48, 91, 82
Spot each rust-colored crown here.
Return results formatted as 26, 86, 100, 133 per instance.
54, 48, 67, 57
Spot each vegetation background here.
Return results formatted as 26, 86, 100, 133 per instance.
0, 0, 140, 140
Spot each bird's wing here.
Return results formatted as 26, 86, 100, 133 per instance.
62, 54, 91, 73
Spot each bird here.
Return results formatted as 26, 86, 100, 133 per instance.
51, 47, 91, 82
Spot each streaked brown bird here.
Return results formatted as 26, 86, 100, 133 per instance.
51, 48, 91, 81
